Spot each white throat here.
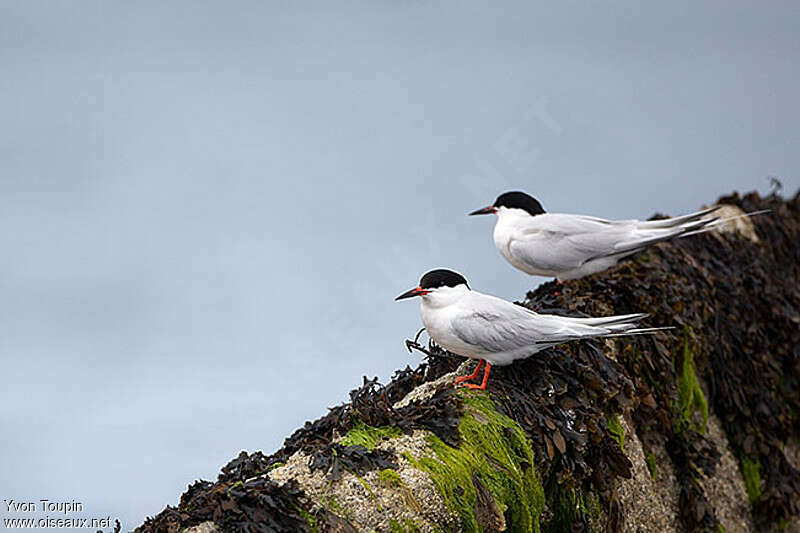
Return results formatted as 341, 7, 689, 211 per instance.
496, 206, 534, 223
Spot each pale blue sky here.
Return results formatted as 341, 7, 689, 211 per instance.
1, 1, 798, 529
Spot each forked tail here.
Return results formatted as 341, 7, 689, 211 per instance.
681, 208, 771, 237
604, 326, 675, 338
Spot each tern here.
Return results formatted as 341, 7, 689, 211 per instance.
469, 191, 760, 281
395, 269, 665, 390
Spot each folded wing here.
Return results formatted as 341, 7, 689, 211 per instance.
451, 293, 648, 355
509, 209, 721, 271
508, 214, 638, 272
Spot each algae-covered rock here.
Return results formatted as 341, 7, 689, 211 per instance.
137, 190, 799, 533
403, 391, 545, 532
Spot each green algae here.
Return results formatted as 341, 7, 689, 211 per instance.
739, 455, 762, 503
389, 518, 420, 532
645, 452, 658, 480
266, 461, 285, 472
378, 468, 403, 488
340, 420, 403, 450
325, 493, 354, 522
545, 486, 592, 533
378, 467, 422, 513
296, 506, 319, 533
224, 481, 243, 496
606, 413, 625, 449
405, 390, 545, 533
675, 328, 709, 434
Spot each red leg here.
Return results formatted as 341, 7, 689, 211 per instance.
463, 362, 492, 390
455, 359, 485, 385
554, 278, 565, 296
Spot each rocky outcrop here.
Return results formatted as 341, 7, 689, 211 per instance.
138, 190, 799, 533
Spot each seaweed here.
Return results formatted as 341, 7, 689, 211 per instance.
138, 478, 316, 532
218, 450, 272, 483
309, 443, 398, 481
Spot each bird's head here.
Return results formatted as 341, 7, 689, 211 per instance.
395, 269, 470, 306
468, 191, 546, 218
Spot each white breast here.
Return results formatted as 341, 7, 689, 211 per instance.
420, 302, 480, 358
492, 217, 516, 265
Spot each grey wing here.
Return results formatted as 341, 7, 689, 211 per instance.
450, 309, 541, 354
508, 215, 637, 271
509, 212, 705, 269
449, 296, 620, 354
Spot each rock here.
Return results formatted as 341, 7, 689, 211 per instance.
184, 522, 218, 533
393, 359, 474, 409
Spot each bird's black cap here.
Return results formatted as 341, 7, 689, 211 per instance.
395, 269, 469, 301
419, 269, 469, 290
494, 191, 546, 216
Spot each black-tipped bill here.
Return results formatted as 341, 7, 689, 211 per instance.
468, 205, 497, 216
395, 286, 429, 301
